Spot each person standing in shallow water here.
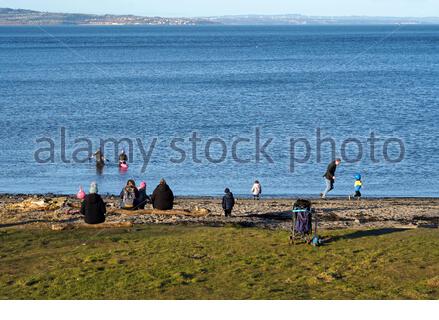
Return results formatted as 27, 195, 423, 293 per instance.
91, 148, 107, 167
119, 149, 128, 165
222, 188, 235, 217
321, 158, 341, 199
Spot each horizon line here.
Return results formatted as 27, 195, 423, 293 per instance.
3, 7, 439, 20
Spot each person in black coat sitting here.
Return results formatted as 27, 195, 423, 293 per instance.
80, 182, 106, 224
151, 178, 174, 210
222, 188, 235, 217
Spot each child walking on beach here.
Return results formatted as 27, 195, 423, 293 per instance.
251, 180, 262, 200
350, 174, 363, 200
222, 188, 235, 217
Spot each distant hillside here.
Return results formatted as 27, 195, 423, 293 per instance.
203, 14, 439, 25
1, 8, 439, 26
0, 8, 215, 25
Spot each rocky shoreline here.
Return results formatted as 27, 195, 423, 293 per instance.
1, 194, 439, 231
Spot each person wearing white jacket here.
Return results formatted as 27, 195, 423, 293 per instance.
251, 180, 262, 200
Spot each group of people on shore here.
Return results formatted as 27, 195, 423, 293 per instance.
79, 178, 262, 224
320, 158, 362, 199
79, 178, 175, 224
221, 181, 262, 216
79, 155, 362, 224
117, 178, 175, 211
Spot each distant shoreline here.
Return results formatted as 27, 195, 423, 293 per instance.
2, 7, 439, 26
2, 23, 439, 27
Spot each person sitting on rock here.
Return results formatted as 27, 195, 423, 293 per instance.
80, 182, 106, 224
151, 178, 174, 210
137, 181, 151, 209
120, 179, 139, 210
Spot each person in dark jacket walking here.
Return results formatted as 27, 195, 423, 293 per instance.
222, 188, 235, 217
151, 178, 174, 210
80, 182, 106, 224
321, 158, 341, 199
137, 181, 151, 209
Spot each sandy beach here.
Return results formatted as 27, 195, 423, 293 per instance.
1, 195, 438, 230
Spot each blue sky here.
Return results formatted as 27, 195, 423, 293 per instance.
1, 0, 437, 17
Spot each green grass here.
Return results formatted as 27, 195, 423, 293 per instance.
0, 225, 438, 299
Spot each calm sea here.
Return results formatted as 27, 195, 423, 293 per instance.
0, 25, 438, 197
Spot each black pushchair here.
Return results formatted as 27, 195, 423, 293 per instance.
290, 199, 319, 245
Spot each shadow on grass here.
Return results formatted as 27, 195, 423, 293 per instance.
246, 211, 292, 220
326, 228, 409, 243
247, 211, 354, 223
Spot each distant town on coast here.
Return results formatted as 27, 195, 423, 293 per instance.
1, 7, 439, 25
